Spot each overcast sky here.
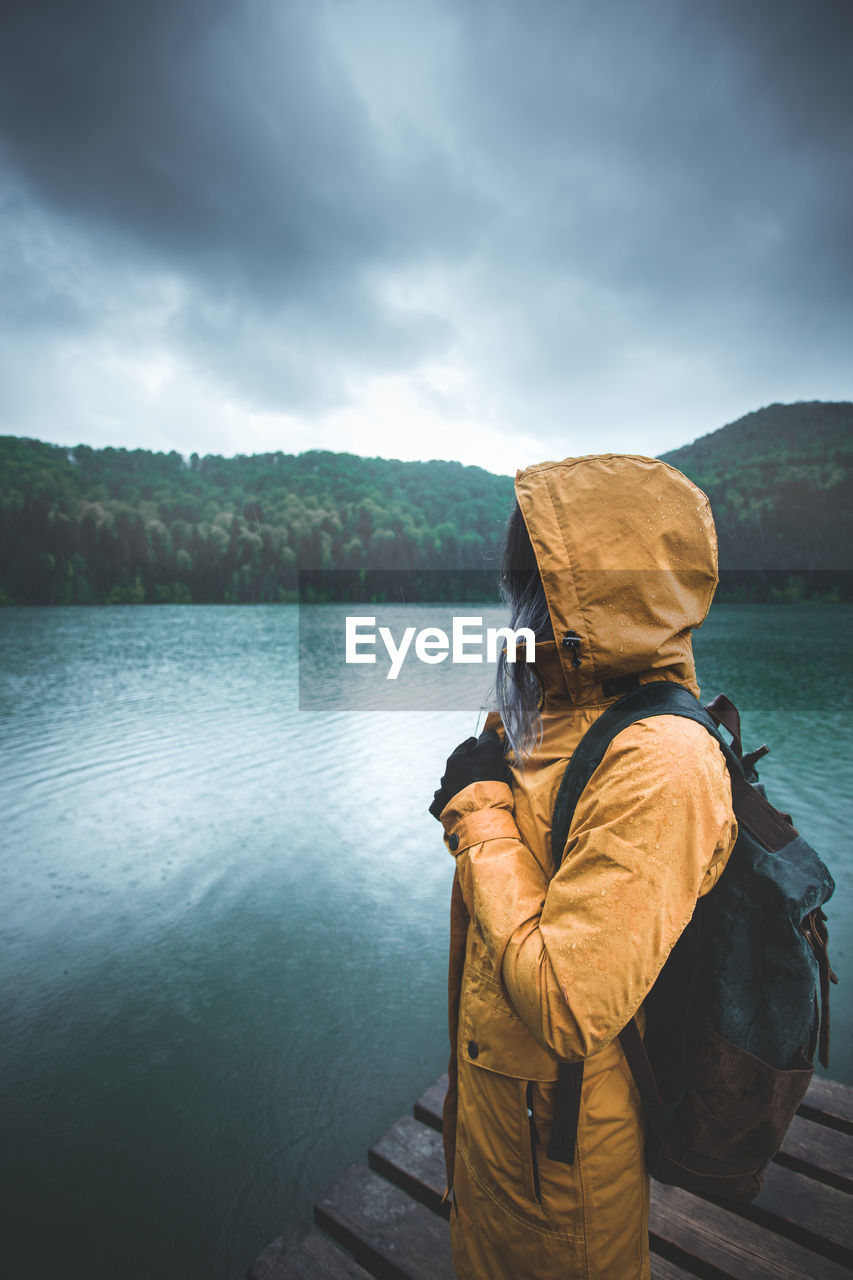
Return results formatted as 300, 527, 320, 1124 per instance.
1, 0, 851, 474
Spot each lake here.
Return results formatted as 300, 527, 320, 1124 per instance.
1, 603, 850, 1279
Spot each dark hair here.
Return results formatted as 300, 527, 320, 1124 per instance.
495, 502, 553, 762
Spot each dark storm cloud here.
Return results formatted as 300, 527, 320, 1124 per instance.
0, 0, 475, 408
0, 0, 476, 279
443, 1, 853, 360
0, 0, 851, 445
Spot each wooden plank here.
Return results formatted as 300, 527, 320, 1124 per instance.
413, 1075, 446, 1134
734, 1160, 853, 1263
314, 1163, 456, 1280
369, 1116, 449, 1219
247, 1223, 374, 1279
649, 1256, 701, 1280
248, 1072, 853, 1280
649, 1181, 853, 1280
777, 1114, 853, 1193
802, 1076, 853, 1133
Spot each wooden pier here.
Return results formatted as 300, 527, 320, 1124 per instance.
248, 1072, 853, 1279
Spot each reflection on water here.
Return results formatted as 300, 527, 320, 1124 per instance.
0, 602, 850, 1279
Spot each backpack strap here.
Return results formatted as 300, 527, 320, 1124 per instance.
546, 1060, 585, 1163
551, 681, 731, 872
549, 682, 833, 1168
705, 692, 744, 759
552, 679, 796, 862
547, 681, 735, 1163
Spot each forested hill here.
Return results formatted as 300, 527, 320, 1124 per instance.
1, 400, 850, 604
659, 401, 852, 594
0, 441, 514, 604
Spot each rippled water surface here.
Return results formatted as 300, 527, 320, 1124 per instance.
1, 603, 850, 1279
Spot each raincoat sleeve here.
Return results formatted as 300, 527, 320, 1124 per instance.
440, 715, 737, 1060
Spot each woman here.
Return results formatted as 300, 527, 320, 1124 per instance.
430, 454, 738, 1279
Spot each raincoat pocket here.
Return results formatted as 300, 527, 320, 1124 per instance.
522, 1080, 542, 1203
459, 960, 561, 1082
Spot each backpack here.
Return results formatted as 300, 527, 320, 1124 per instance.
546, 680, 837, 1202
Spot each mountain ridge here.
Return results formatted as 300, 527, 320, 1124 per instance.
1, 400, 850, 603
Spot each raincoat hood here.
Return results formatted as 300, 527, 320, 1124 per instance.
514, 454, 718, 706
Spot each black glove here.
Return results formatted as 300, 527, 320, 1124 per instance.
429, 728, 510, 820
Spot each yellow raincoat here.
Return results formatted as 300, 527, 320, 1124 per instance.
439, 455, 738, 1279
